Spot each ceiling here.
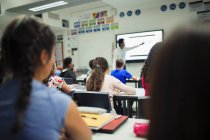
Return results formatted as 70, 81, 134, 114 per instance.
1, 0, 100, 15
0, 0, 188, 16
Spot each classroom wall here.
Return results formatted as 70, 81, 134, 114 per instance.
63, 1, 197, 77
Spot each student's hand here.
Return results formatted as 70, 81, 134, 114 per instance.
113, 88, 121, 93
132, 76, 138, 81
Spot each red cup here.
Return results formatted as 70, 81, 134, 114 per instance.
133, 123, 149, 137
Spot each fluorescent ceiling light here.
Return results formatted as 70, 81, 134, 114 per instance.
29, 1, 68, 12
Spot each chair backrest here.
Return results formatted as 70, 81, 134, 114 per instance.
72, 91, 112, 113
63, 78, 73, 85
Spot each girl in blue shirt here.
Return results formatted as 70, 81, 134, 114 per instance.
0, 15, 91, 140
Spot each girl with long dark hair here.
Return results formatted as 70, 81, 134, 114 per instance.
0, 15, 91, 140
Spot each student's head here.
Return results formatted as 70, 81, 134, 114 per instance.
0, 15, 55, 133
89, 59, 95, 70
118, 38, 125, 49
63, 57, 72, 69
86, 57, 109, 91
148, 25, 210, 140
116, 59, 124, 69
140, 42, 162, 82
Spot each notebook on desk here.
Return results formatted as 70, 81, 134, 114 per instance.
99, 115, 128, 133
80, 113, 115, 130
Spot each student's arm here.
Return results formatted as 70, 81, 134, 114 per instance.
65, 102, 92, 140
112, 77, 136, 95
124, 70, 132, 79
61, 81, 72, 94
125, 42, 144, 51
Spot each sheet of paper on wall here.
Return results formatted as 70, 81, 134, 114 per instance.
197, 10, 210, 20
189, 0, 204, 12
204, 1, 210, 10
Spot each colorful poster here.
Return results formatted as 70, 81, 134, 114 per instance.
86, 27, 93, 33
74, 22, 80, 28
106, 16, 114, 24
102, 24, 110, 31
97, 18, 105, 25
71, 29, 77, 35
100, 10, 108, 18
81, 20, 88, 27
89, 19, 96, 26
92, 12, 100, 19
93, 25, 101, 32
111, 23, 119, 30
78, 28, 85, 34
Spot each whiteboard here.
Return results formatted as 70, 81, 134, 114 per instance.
116, 30, 163, 62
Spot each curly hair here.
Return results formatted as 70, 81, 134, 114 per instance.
0, 15, 55, 134
86, 57, 109, 91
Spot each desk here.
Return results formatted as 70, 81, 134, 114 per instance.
93, 118, 148, 140
114, 88, 150, 118
76, 78, 142, 88
126, 79, 141, 88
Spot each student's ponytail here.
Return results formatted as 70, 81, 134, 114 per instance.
0, 16, 55, 134
12, 43, 34, 134
87, 57, 109, 91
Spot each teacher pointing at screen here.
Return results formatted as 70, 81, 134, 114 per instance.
113, 38, 143, 69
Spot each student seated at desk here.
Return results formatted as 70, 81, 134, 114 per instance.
148, 24, 210, 140
86, 57, 136, 112
60, 57, 77, 84
140, 42, 162, 96
111, 59, 137, 84
47, 62, 71, 94
0, 16, 91, 140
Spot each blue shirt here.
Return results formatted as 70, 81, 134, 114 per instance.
111, 69, 132, 84
0, 79, 71, 140
55, 70, 61, 76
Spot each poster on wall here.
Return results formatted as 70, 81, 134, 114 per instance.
81, 20, 88, 27
97, 18, 105, 25
86, 27, 93, 33
100, 10, 108, 18
106, 16, 114, 24
102, 24, 110, 31
204, 1, 210, 10
197, 10, 210, 20
92, 12, 100, 18
78, 28, 85, 34
111, 23, 119, 30
74, 22, 80, 28
189, 0, 204, 12
89, 19, 96, 26
93, 25, 101, 32
71, 29, 78, 35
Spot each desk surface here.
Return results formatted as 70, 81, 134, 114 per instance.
93, 118, 148, 140
115, 88, 149, 99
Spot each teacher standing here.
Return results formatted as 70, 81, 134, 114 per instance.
113, 38, 142, 69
